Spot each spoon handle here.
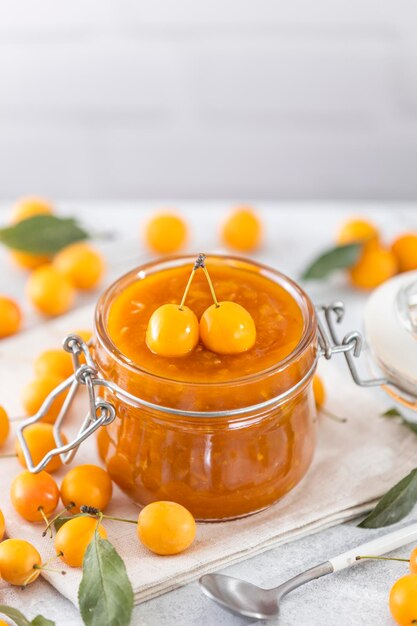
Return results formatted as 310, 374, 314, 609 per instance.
329, 522, 417, 572
275, 562, 333, 596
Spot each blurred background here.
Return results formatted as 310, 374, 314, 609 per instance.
1, 0, 417, 201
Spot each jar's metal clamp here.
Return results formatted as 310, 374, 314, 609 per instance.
316, 301, 389, 388
16, 335, 117, 473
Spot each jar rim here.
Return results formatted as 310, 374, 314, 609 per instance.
94, 254, 317, 389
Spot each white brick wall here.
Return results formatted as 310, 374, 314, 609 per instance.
0, 1, 416, 200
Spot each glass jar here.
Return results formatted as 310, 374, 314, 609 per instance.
93, 256, 318, 521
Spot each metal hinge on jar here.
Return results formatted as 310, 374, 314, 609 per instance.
317, 300, 417, 412
316, 301, 388, 388
16, 335, 116, 473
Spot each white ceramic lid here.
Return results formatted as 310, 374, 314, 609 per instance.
364, 270, 417, 396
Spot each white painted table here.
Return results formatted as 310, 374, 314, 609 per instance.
1, 202, 416, 626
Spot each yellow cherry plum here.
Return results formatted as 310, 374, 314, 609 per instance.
0, 295, 22, 338
221, 207, 262, 252
391, 233, 417, 273
60, 464, 113, 513
34, 348, 73, 380
11, 470, 59, 523
55, 516, 107, 567
10, 250, 50, 271
22, 373, 67, 424
200, 301, 256, 355
0, 405, 10, 447
389, 574, 417, 626
337, 218, 379, 246
198, 256, 256, 355
145, 212, 188, 254
16, 423, 67, 473
146, 304, 199, 357
349, 245, 398, 290
313, 374, 325, 410
137, 501, 196, 555
54, 243, 105, 290
0, 508, 5, 541
9, 196, 53, 224
145, 257, 201, 357
26, 265, 75, 316
9, 197, 54, 270
0, 539, 42, 586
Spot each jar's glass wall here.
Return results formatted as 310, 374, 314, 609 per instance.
97, 385, 317, 520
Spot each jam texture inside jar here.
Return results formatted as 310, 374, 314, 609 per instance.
94, 255, 318, 520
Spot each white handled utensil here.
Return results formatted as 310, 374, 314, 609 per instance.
199, 522, 417, 620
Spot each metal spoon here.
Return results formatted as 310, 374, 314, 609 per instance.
199, 522, 417, 620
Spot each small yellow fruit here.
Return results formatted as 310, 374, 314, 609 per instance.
54, 243, 105, 290
8, 197, 54, 270
26, 265, 75, 316
9, 250, 50, 271
71, 329, 92, 344
146, 304, 199, 357
15, 423, 68, 473
200, 301, 256, 355
0, 539, 41, 586
144, 212, 188, 254
60, 464, 113, 513
55, 516, 107, 567
137, 501, 196, 555
22, 373, 67, 423
337, 218, 379, 246
391, 233, 417, 273
0, 405, 10, 447
0, 508, 5, 541
10, 470, 60, 522
34, 349, 73, 380
389, 574, 417, 626
313, 375, 325, 409
221, 207, 262, 252
9, 196, 53, 224
0, 295, 22, 338
349, 245, 398, 290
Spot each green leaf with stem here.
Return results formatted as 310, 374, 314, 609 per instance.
301, 243, 362, 280
53, 513, 89, 532
30, 617, 55, 626
359, 468, 417, 528
383, 408, 402, 418
78, 521, 133, 626
0, 215, 89, 254
0, 605, 54, 626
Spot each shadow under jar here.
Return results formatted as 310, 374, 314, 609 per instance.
93, 255, 318, 521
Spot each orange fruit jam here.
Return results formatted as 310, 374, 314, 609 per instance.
95, 256, 318, 520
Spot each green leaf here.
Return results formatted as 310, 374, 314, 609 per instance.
382, 408, 417, 435
301, 243, 362, 280
382, 408, 402, 417
54, 513, 87, 532
79, 532, 133, 626
30, 617, 55, 626
404, 421, 417, 435
0, 606, 54, 626
0, 215, 89, 254
359, 468, 417, 528
0, 606, 30, 626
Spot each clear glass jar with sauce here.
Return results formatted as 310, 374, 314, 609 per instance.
93, 255, 318, 520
